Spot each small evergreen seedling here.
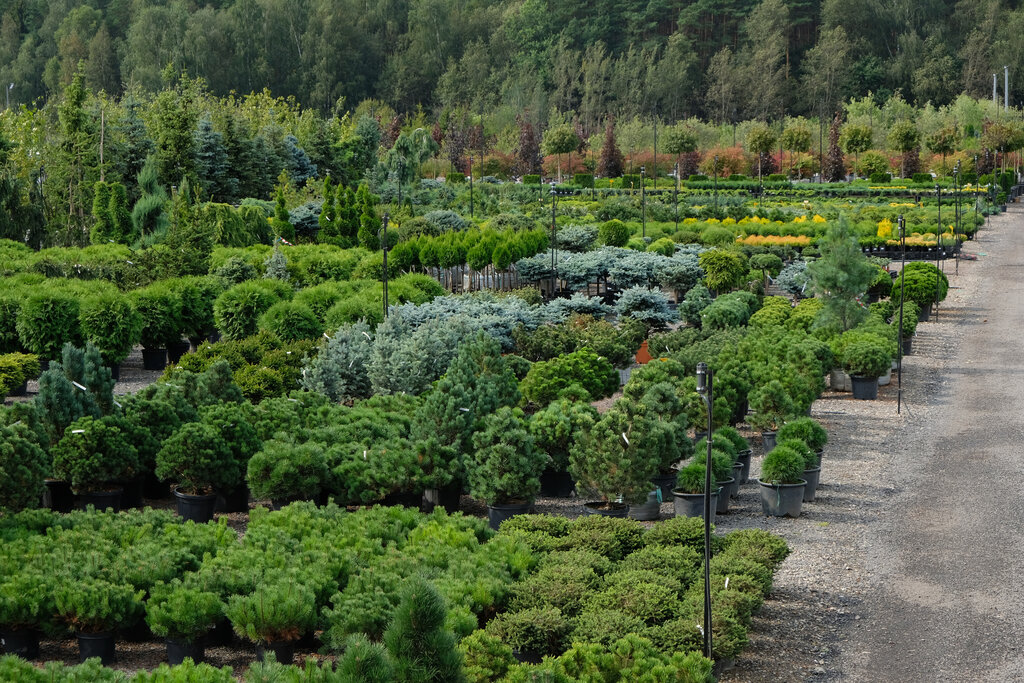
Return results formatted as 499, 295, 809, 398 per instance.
383, 577, 466, 683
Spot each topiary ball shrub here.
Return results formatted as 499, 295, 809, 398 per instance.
776, 417, 827, 453
758, 445, 805, 485
258, 301, 323, 342
51, 415, 140, 494
246, 441, 329, 503
78, 292, 142, 365
130, 282, 183, 349
0, 423, 50, 512
213, 281, 288, 342
520, 348, 618, 406
155, 422, 240, 495
16, 290, 81, 361
598, 219, 631, 247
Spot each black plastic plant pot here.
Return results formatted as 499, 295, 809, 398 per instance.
174, 488, 218, 523
256, 640, 295, 666
761, 431, 777, 453
78, 488, 123, 513
759, 481, 806, 518
118, 475, 145, 510
166, 638, 204, 666
627, 490, 661, 521
512, 649, 544, 665
730, 463, 744, 495
736, 449, 752, 484
715, 480, 734, 514
582, 501, 629, 518
671, 490, 717, 523
9, 381, 27, 396
107, 364, 120, 381
216, 484, 250, 513
902, 336, 913, 355
650, 473, 677, 501
539, 469, 575, 498
487, 501, 533, 530
421, 482, 462, 514
142, 348, 167, 371
43, 479, 75, 513
143, 472, 172, 500
917, 305, 931, 322
802, 467, 821, 502
850, 375, 880, 400
167, 340, 190, 364
207, 618, 233, 647
77, 631, 116, 665
0, 628, 40, 659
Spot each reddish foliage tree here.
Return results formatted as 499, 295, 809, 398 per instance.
512, 114, 541, 177
597, 119, 623, 178
822, 111, 846, 182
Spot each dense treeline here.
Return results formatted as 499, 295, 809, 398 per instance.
2, 0, 1024, 130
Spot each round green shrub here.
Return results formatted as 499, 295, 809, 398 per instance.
131, 282, 183, 349
775, 417, 827, 452
467, 407, 546, 505
226, 580, 316, 644
713, 426, 749, 453
233, 364, 285, 403
258, 300, 323, 342
146, 582, 224, 643
841, 337, 891, 378
486, 606, 570, 655
16, 290, 81, 360
246, 441, 329, 502
213, 281, 287, 341
78, 292, 142, 365
777, 438, 818, 469
155, 421, 240, 494
674, 461, 713, 494
54, 579, 144, 634
520, 347, 619, 406
758, 445, 805, 485
598, 219, 630, 247
0, 424, 49, 512
52, 416, 140, 494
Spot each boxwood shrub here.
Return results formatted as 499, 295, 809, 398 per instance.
16, 289, 81, 360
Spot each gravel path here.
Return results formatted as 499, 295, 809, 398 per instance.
719, 207, 1023, 682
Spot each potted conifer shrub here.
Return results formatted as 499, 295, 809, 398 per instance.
467, 407, 547, 530
715, 426, 751, 484
776, 417, 828, 461
156, 422, 240, 522
246, 441, 329, 509
146, 582, 224, 665
747, 379, 795, 452
0, 571, 57, 660
693, 449, 735, 514
842, 338, 891, 400
568, 400, 663, 517
51, 415, 140, 512
15, 290, 81, 363
131, 282, 183, 371
226, 580, 317, 665
758, 445, 807, 518
78, 292, 142, 379
778, 438, 821, 502
528, 399, 598, 498
672, 461, 718, 522
54, 579, 144, 665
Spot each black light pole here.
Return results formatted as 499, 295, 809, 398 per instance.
934, 184, 941, 320
550, 182, 557, 297
974, 154, 981, 243
397, 156, 404, 210
640, 165, 647, 240
379, 213, 390, 319
713, 156, 719, 215
674, 162, 680, 231
897, 214, 906, 415
953, 161, 961, 275
695, 362, 714, 661
653, 115, 658, 189
468, 155, 474, 218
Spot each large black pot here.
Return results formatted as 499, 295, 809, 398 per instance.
174, 488, 218, 523
421, 482, 461, 514
77, 631, 116, 665
9, 381, 28, 396
582, 501, 629, 518
901, 336, 913, 355
487, 501, 533, 531
802, 467, 821, 502
761, 431, 777, 453
850, 375, 879, 400
256, 640, 295, 665
167, 340, 190, 364
107, 364, 120, 381
0, 628, 40, 659
216, 484, 250, 513
117, 475, 145, 510
142, 348, 168, 371
166, 638, 204, 666
672, 489, 718, 523
759, 480, 806, 518
736, 449, 752, 485
650, 473, 677, 501
78, 488, 123, 512
380, 490, 422, 508
627, 490, 661, 521
917, 305, 931, 322
143, 472, 172, 499
539, 469, 575, 498
715, 478, 735, 514
43, 479, 75, 512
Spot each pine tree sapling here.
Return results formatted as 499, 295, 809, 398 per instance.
383, 577, 466, 683
146, 582, 224, 644
226, 581, 316, 645
156, 422, 240, 495
54, 579, 144, 634
246, 441, 329, 502
808, 216, 875, 331
300, 321, 374, 402
51, 415, 140, 494
746, 380, 795, 433
336, 634, 396, 683
529, 399, 599, 473
466, 407, 545, 505
0, 424, 49, 512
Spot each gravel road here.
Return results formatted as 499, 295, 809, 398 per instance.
719, 206, 1024, 682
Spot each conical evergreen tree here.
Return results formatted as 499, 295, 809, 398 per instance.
337, 634, 395, 683
89, 181, 113, 244
108, 182, 133, 243
131, 156, 169, 240
318, 174, 339, 244
271, 175, 295, 241
383, 577, 466, 683
356, 184, 379, 250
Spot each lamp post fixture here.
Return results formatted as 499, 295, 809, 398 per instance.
934, 184, 941, 320
550, 182, 558, 298
896, 214, 906, 415
695, 361, 714, 661
378, 213, 391, 319
674, 162, 680, 232
640, 165, 647, 240
713, 156, 719, 215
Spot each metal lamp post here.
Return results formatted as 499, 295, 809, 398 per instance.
953, 161, 961, 275
378, 213, 390, 319
468, 155, 474, 218
897, 215, 906, 415
934, 184, 941, 320
550, 182, 557, 297
640, 165, 647, 240
695, 362, 714, 661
